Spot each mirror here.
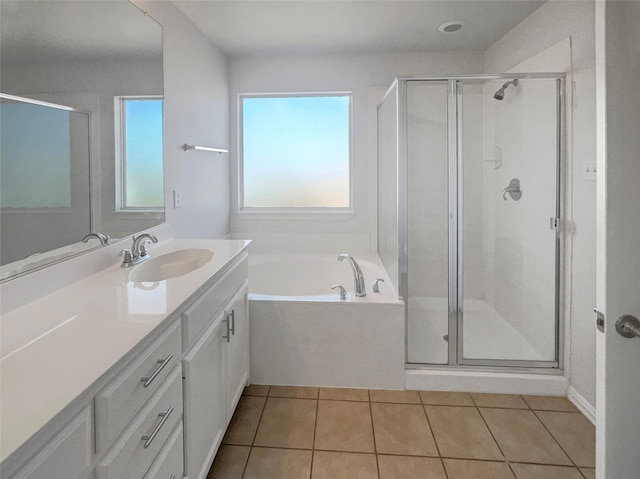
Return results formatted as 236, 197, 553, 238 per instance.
0, 0, 164, 280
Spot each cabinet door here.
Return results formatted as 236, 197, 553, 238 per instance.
182, 315, 226, 479
224, 284, 250, 421
12, 407, 93, 479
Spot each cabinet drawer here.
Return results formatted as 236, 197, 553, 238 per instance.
95, 321, 181, 453
181, 254, 247, 350
12, 407, 93, 479
143, 421, 183, 479
95, 367, 182, 479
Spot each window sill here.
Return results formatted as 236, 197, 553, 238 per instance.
113, 210, 164, 220
235, 208, 355, 221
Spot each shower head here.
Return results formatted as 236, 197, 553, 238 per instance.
493, 79, 519, 100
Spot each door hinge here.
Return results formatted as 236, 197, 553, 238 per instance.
595, 308, 605, 333
550, 217, 560, 231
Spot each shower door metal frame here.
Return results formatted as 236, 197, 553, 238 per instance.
397, 73, 566, 370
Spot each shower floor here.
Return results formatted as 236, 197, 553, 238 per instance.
407, 297, 545, 364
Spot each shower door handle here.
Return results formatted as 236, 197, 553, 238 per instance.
502, 178, 523, 201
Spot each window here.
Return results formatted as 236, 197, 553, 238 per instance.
240, 94, 351, 210
115, 96, 163, 210
1, 101, 73, 208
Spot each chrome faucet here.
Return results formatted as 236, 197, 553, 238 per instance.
120, 233, 159, 268
337, 253, 366, 297
132, 233, 159, 259
82, 232, 110, 246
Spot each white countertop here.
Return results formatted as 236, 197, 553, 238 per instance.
0, 238, 250, 462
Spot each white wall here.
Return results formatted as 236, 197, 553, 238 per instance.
133, 0, 231, 239
485, 1, 597, 411
228, 52, 484, 248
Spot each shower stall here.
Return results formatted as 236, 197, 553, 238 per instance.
378, 74, 564, 371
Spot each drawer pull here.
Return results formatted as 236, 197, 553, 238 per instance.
227, 309, 236, 336
223, 316, 231, 343
141, 406, 174, 448
141, 354, 173, 388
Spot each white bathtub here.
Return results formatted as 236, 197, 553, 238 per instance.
248, 252, 405, 389
249, 253, 398, 301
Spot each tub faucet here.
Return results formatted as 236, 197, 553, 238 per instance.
337, 253, 366, 297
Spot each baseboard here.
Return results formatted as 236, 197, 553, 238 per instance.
406, 369, 569, 396
567, 386, 596, 424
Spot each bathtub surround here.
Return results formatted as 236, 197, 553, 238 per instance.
248, 253, 404, 389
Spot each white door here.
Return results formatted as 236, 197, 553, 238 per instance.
595, 1, 640, 478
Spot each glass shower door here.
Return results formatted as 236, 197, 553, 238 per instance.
459, 78, 561, 366
405, 81, 450, 364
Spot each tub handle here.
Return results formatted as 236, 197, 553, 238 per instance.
372, 278, 385, 293
331, 284, 347, 300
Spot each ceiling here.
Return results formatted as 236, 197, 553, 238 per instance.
1, 1, 162, 64
172, 0, 546, 56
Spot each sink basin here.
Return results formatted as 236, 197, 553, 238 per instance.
129, 248, 214, 282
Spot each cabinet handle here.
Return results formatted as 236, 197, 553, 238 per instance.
223, 316, 231, 343
141, 354, 173, 388
141, 406, 173, 448
228, 309, 236, 336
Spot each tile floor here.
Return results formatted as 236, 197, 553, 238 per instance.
208, 385, 595, 479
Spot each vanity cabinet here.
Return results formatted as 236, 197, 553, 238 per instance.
11, 407, 93, 479
95, 368, 183, 479
143, 422, 184, 479
94, 321, 182, 454
182, 282, 249, 479
2, 245, 250, 479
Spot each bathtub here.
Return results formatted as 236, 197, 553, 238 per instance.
248, 252, 405, 389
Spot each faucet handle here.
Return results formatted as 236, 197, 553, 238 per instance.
119, 249, 133, 267
372, 278, 385, 293
331, 284, 347, 300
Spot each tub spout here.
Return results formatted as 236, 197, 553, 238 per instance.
337, 253, 366, 297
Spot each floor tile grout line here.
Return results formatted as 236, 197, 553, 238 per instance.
531, 408, 584, 469
365, 390, 384, 479
310, 396, 319, 479
473, 404, 509, 465
420, 404, 442, 458
240, 390, 270, 479
420, 404, 450, 479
